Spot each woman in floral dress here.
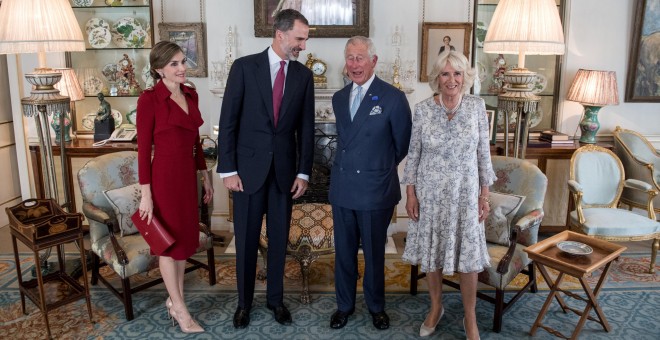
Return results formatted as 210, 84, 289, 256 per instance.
402, 51, 496, 339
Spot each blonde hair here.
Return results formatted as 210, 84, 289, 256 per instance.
428, 51, 476, 94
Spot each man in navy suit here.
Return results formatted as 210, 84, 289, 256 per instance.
328, 36, 412, 330
217, 9, 315, 329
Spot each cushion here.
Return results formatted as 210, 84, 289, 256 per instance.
484, 192, 525, 246
103, 183, 141, 236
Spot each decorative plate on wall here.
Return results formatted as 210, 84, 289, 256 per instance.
88, 27, 112, 49
82, 76, 105, 96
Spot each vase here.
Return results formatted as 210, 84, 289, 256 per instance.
51, 111, 72, 144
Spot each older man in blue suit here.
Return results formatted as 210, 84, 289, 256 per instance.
328, 36, 412, 330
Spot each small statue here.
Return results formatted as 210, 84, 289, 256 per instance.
96, 93, 111, 122
94, 92, 115, 142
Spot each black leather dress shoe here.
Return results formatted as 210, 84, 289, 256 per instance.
233, 307, 250, 329
370, 311, 390, 330
267, 304, 292, 325
330, 309, 355, 329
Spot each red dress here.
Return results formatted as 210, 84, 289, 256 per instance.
136, 80, 206, 260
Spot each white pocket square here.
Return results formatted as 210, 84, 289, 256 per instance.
369, 105, 383, 115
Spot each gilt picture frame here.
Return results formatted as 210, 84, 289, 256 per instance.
158, 23, 207, 78
254, 0, 370, 38
420, 22, 472, 82
625, 0, 660, 102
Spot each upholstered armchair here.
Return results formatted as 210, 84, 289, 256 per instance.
258, 203, 334, 304
613, 126, 660, 218
568, 145, 660, 273
77, 151, 216, 320
410, 156, 547, 333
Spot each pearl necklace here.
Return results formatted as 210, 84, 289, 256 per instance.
439, 95, 462, 114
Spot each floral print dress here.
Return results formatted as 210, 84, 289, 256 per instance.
401, 95, 496, 274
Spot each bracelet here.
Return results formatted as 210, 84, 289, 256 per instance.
479, 196, 491, 204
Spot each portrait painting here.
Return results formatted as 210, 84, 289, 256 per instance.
254, 0, 369, 37
626, 0, 660, 102
158, 23, 207, 78
420, 22, 472, 82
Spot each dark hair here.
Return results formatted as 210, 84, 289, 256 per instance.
149, 41, 184, 80
272, 9, 308, 36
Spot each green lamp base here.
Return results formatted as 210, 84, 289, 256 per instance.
578, 105, 603, 144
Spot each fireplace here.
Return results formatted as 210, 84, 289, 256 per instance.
297, 122, 337, 204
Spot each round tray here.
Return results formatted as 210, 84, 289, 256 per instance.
556, 241, 593, 256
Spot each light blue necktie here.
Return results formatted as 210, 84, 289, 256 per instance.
350, 86, 362, 121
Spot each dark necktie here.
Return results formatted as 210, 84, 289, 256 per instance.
272, 60, 286, 127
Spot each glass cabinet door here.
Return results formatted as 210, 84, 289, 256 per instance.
67, 0, 154, 135
472, 0, 565, 133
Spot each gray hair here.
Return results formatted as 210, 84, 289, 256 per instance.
428, 51, 476, 94
344, 36, 377, 59
273, 9, 309, 36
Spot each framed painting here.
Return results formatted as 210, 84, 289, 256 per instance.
158, 23, 207, 78
420, 22, 472, 82
254, 0, 369, 38
625, 0, 660, 102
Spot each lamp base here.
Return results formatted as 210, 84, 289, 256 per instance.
578, 105, 603, 144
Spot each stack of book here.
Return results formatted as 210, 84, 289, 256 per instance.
539, 130, 574, 145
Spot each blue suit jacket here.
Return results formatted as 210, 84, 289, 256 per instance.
217, 48, 315, 194
328, 77, 412, 210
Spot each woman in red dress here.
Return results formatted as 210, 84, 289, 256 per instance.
136, 41, 213, 333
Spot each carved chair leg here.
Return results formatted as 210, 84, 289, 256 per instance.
298, 259, 312, 304
410, 265, 419, 295
257, 245, 268, 281
207, 245, 216, 286
121, 277, 134, 321
90, 252, 100, 285
493, 289, 505, 333
650, 238, 658, 274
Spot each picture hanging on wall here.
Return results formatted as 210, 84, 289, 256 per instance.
625, 0, 660, 102
419, 22, 473, 82
158, 22, 208, 78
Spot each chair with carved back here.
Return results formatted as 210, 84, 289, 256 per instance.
612, 126, 660, 219
409, 156, 547, 332
568, 144, 660, 273
77, 151, 216, 320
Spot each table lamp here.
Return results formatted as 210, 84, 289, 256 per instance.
53, 68, 84, 144
483, 0, 565, 158
566, 69, 619, 144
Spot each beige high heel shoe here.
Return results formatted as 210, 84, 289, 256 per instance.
169, 306, 204, 333
419, 306, 444, 337
166, 297, 173, 319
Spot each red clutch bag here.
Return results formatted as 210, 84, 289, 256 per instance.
131, 211, 175, 254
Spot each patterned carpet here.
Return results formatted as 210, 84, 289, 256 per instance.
0, 252, 657, 339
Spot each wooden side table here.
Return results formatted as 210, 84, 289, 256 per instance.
6, 199, 93, 339
524, 231, 626, 339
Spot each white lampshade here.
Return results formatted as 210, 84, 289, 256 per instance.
566, 69, 619, 106
484, 0, 565, 68
54, 68, 85, 102
0, 0, 85, 67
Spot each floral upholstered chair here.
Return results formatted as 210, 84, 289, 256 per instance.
568, 144, 660, 273
258, 203, 335, 304
410, 156, 547, 332
77, 151, 215, 320
613, 126, 660, 219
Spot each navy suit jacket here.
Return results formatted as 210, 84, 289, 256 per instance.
217, 48, 315, 194
328, 77, 412, 210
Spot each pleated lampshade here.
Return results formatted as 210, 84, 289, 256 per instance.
567, 69, 620, 106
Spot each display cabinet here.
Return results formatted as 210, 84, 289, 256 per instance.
67, 0, 154, 135
472, 0, 565, 133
